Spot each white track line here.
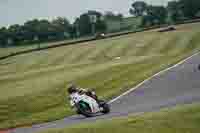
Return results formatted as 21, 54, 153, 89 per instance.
109, 52, 200, 104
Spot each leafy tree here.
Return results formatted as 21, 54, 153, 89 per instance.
142, 5, 167, 26
129, 1, 148, 17
23, 19, 61, 42
88, 10, 102, 19
51, 17, 71, 39
36, 19, 52, 41
104, 11, 124, 21
0, 27, 8, 47
75, 11, 107, 36
141, 14, 154, 27
23, 19, 40, 41
88, 10, 107, 33
8, 24, 24, 44
167, 1, 183, 22
179, 0, 200, 19
52, 17, 70, 30
76, 13, 92, 36
68, 25, 77, 38
95, 19, 107, 33
0, 11, 107, 47
72, 18, 81, 38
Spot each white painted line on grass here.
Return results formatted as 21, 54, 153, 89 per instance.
109, 52, 200, 104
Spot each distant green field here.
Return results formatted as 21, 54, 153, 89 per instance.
41, 103, 200, 133
0, 22, 200, 129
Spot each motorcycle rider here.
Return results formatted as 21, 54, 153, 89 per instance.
67, 84, 98, 101
67, 84, 101, 113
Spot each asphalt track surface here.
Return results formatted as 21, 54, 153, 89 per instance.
10, 53, 200, 133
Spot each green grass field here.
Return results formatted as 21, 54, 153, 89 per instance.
40, 103, 200, 133
0, 36, 93, 58
0, 22, 200, 129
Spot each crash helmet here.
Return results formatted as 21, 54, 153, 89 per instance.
67, 84, 78, 94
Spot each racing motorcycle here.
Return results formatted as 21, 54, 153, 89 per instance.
69, 91, 110, 117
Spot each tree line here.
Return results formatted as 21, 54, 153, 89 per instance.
0, 11, 123, 47
129, 0, 200, 27
1, 0, 200, 47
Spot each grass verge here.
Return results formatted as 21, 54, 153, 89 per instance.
0, 22, 200, 129
40, 103, 200, 133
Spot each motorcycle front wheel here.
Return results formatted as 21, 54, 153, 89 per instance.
98, 100, 110, 114
76, 101, 94, 117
